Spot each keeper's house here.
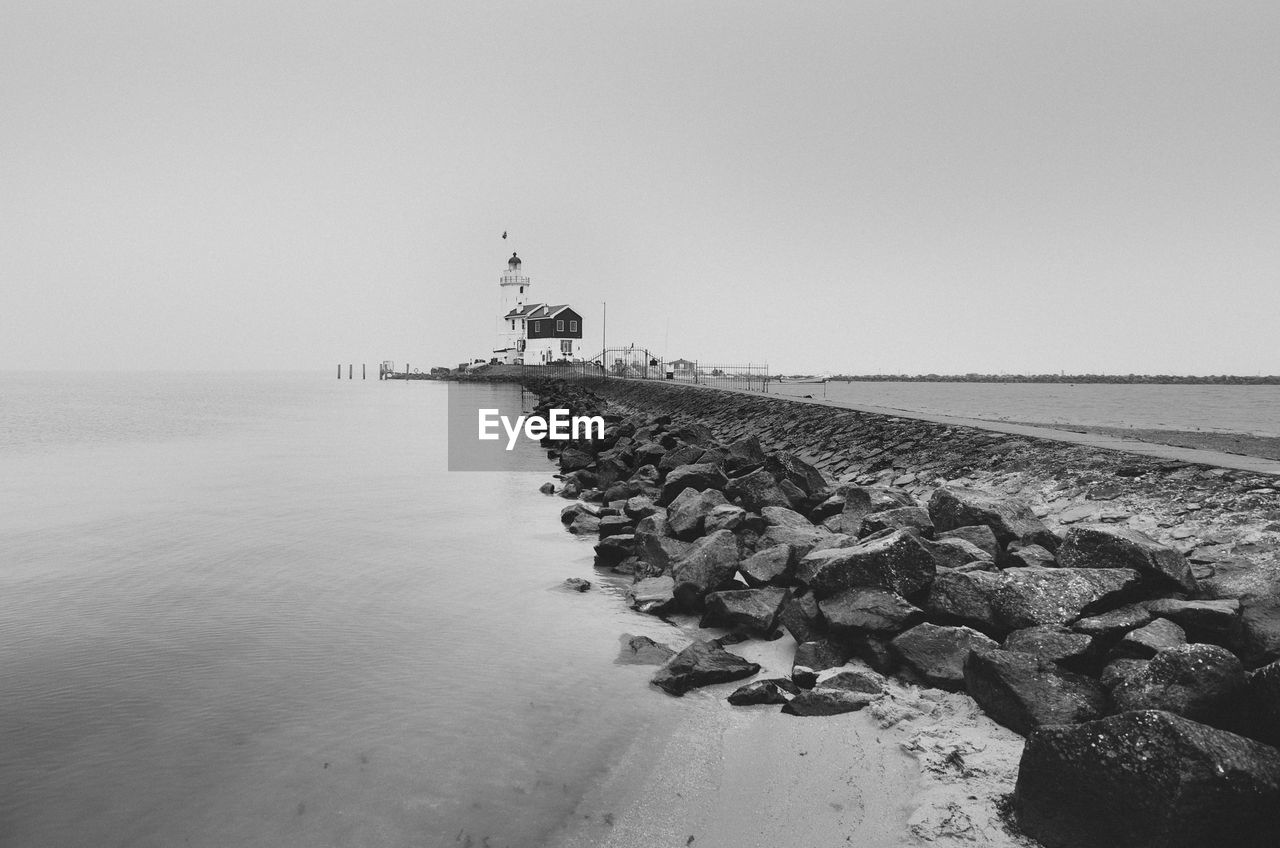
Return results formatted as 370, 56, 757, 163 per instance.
493, 253, 584, 365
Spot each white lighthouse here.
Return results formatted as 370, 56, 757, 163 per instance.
494, 252, 531, 363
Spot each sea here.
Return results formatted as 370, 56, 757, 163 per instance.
1, 373, 1274, 848
0, 373, 687, 848
768, 380, 1280, 437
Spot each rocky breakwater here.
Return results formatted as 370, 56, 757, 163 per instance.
528, 378, 1280, 847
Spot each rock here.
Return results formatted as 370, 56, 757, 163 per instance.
758, 524, 833, 560
658, 462, 729, 506
727, 678, 797, 706
539, 481, 556, 494
597, 515, 634, 538
1072, 603, 1155, 638
1113, 617, 1186, 660
1001, 542, 1056, 569
923, 568, 1003, 633
703, 504, 747, 534
657, 444, 705, 474
1014, 710, 1280, 848
837, 486, 916, 535
627, 575, 676, 615
1112, 644, 1246, 729
701, 587, 790, 635
636, 531, 693, 574
778, 592, 824, 644
617, 634, 675, 665
559, 447, 595, 472
818, 587, 925, 635
563, 577, 591, 592
936, 525, 1000, 559
739, 545, 794, 587
764, 451, 828, 498
792, 639, 849, 688
593, 533, 635, 566
796, 529, 936, 599
667, 487, 730, 540
760, 506, 813, 529
808, 493, 846, 524
1100, 658, 1149, 691
1237, 596, 1280, 668
651, 639, 762, 696
1245, 659, 1280, 747
993, 566, 1142, 630
927, 486, 1059, 551
781, 688, 878, 716
919, 536, 993, 570
859, 506, 934, 539
1057, 524, 1197, 593
623, 495, 659, 520
560, 502, 599, 525
670, 530, 741, 610
567, 512, 601, 536
1146, 597, 1242, 644
814, 666, 887, 694
723, 434, 767, 475
964, 646, 1107, 736
726, 467, 794, 512
1003, 625, 1095, 672
890, 623, 999, 691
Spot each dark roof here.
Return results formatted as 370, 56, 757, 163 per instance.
508, 252, 521, 268
504, 302, 546, 319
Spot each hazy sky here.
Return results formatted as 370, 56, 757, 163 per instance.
4, 2, 1278, 374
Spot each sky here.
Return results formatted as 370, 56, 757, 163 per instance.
3, 1, 1278, 375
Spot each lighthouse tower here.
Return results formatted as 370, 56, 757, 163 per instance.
495, 252, 531, 363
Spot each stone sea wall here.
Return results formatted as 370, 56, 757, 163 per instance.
523, 376, 1280, 848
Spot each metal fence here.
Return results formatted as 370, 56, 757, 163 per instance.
522, 347, 770, 392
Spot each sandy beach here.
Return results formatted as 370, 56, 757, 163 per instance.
550, 635, 1035, 848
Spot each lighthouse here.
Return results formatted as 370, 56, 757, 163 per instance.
492, 251, 584, 365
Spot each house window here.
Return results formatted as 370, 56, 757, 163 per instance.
516, 339, 526, 352
556, 320, 564, 332
569, 320, 578, 332
510, 320, 515, 330
561, 339, 573, 355
533, 321, 540, 333
519, 287, 523, 294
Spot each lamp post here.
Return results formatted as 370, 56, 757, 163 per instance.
602, 301, 607, 377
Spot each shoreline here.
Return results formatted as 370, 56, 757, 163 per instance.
516, 376, 1280, 847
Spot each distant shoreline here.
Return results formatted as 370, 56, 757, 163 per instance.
823, 374, 1280, 385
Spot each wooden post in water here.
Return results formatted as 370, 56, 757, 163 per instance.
362, 363, 366, 380
337, 364, 341, 379
348, 364, 353, 380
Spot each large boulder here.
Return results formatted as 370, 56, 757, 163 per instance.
626, 575, 676, 616
658, 462, 729, 506
818, 587, 925, 635
936, 524, 1000, 559
993, 566, 1142, 630
703, 504, 747, 535
617, 634, 675, 665
670, 530, 740, 610
778, 592, 824, 644
727, 678, 797, 706
1245, 659, 1280, 747
1236, 596, 1280, 668
1111, 643, 1246, 729
1146, 598, 1242, 645
657, 444, 705, 474
739, 544, 795, 587
1014, 710, 1280, 848
927, 486, 1058, 551
1072, 603, 1155, 639
726, 468, 795, 512
923, 568, 1003, 633
651, 639, 761, 696
791, 639, 849, 689
1057, 524, 1197, 593
796, 529, 937, 599
701, 587, 790, 636
764, 451, 828, 499
760, 506, 813, 529
964, 646, 1108, 736
1003, 625, 1096, 672
723, 434, 767, 475
666, 487, 730, 540
919, 536, 993, 570
890, 623, 999, 691
859, 506, 935, 539
758, 524, 834, 560
1112, 617, 1186, 660
838, 486, 915, 530
558, 446, 595, 472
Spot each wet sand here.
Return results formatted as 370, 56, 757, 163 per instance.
549, 638, 1036, 848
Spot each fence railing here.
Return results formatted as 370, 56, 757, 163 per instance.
521, 347, 770, 392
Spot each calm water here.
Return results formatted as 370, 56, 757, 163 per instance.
0, 373, 686, 848
769, 381, 1280, 437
